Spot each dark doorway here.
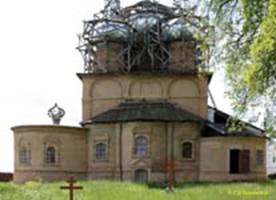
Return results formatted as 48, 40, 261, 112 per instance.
230, 149, 240, 174
230, 149, 250, 174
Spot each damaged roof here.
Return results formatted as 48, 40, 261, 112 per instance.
205, 106, 267, 138
81, 100, 266, 138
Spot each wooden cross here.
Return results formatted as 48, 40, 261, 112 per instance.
166, 160, 175, 192
60, 177, 83, 200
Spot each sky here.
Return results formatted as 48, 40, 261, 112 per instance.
0, 0, 231, 172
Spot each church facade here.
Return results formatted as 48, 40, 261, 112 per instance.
12, 0, 267, 183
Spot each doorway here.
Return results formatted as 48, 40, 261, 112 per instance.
230, 149, 240, 173
229, 149, 250, 174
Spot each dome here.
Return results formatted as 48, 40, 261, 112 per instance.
162, 18, 195, 41
128, 13, 163, 32
86, 20, 130, 42
122, 1, 173, 18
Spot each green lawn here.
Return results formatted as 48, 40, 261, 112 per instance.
0, 180, 275, 200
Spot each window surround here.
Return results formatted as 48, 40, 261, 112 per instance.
19, 140, 31, 166
132, 133, 150, 158
93, 140, 109, 162
43, 137, 61, 167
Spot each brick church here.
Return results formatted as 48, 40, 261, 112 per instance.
12, 0, 267, 183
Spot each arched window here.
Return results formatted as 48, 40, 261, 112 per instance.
134, 169, 148, 182
19, 147, 28, 164
182, 142, 192, 159
96, 143, 107, 160
46, 147, 56, 164
135, 136, 148, 156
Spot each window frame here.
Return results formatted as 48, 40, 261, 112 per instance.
43, 140, 61, 166
18, 140, 31, 166
256, 149, 264, 166
19, 145, 31, 165
95, 142, 108, 161
181, 140, 194, 160
46, 146, 56, 164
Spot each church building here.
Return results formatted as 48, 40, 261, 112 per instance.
12, 0, 267, 183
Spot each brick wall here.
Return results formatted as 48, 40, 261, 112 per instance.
0, 173, 13, 182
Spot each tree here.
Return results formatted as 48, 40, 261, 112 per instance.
200, 0, 276, 135
162, 0, 274, 134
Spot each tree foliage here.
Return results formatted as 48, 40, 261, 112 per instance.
159, 0, 274, 134
197, 0, 276, 135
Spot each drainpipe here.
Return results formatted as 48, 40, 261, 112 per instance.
166, 123, 175, 188
119, 123, 123, 181
171, 123, 175, 182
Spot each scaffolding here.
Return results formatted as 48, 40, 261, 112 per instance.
77, 0, 211, 73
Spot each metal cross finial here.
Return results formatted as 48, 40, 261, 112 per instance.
60, 177, 83, 200
47, 103, 65, 125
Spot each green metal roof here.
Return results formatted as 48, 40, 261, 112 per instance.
83, 99, 204, 124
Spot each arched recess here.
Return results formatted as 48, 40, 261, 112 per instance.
43, 136, 61, 165
90, 79, 122, 99
18, 138, 31, 165
129, 79, 162, 98
168, 80, 200, 98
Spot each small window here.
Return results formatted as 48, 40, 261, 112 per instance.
96, 143, 107, 160
182, 142, 192, 159
46, 147, 56, 164
19, 147, 28, 164
134, 136, 148, 156
273, 156, 276, 163
256, 150, 264, 166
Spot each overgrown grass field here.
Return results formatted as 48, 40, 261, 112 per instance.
0, 180, 275, 200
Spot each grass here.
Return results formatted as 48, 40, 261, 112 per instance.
0, 180, 275, 200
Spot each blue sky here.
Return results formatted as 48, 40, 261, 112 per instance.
0, 0, 231, 172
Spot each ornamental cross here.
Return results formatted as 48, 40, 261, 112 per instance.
60, 177, 83, 200
48, 103, 65, 125
166, 160, 175, 192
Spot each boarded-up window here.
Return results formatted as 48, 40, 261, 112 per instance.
256, 150, 264, 166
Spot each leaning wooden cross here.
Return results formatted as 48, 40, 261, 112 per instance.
60, 177, 83, 200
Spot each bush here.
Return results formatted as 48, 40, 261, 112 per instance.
268, 173, 276, 179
